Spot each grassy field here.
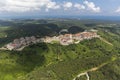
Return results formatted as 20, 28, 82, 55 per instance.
0, 26, 10, 38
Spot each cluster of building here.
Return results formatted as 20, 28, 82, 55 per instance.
44, 31, 99, 45
5, 36, 42, 50
60, 31, 99, 45
4, 31, 99, 51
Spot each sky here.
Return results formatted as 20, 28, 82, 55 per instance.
0, 0, 120, 18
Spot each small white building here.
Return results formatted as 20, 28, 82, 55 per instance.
31, 36, 37, 43
6, 43, 14, 50
20, 37, 26, 45
60, 34, 73, 45
25, 37, 32, 44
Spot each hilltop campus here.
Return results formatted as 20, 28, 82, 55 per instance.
2, 30, 99, 51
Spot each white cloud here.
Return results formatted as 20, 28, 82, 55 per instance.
0, 0, 101, 13
84, 0, 101, 13
63, 2, 73, 10
74, 3, 85, 10
45, 2, 60, 12
0, 0, 60, 12
115, 7, 120, 13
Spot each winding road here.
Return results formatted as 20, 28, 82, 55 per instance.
73, 61, 113, 80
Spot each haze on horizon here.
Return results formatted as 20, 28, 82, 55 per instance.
0, 0, 120, 18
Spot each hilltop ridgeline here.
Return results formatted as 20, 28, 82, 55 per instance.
1, 31, 99, 51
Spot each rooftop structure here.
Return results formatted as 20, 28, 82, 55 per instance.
4, 31, 99, 51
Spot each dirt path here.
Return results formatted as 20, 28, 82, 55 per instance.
73, 72, 90, 80
73, 62, 110, 80
0, 47, 8, 50
73, 56, 118, 80
98, 37, 113, 46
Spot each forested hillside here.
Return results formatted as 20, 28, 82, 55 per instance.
0, 19, 119, 80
